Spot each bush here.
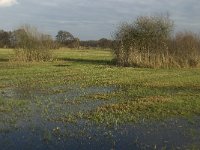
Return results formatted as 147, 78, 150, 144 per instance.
113, 14, 174, 68
113, 14, 200, 68
168, 31, 200, 68
12, 25, 53, 62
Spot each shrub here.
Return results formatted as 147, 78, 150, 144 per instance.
168, 31, 200, 68
113, 14, 174, 68
12, 25, 53, 62
113, 14, 200, 68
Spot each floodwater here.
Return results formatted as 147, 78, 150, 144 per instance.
0, 85, 200, 150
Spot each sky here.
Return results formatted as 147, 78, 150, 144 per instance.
0, 0, 200, 40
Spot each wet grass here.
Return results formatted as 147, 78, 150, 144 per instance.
0, 97, 29, 130
0, 48, 200, 126
0, 48, 200, 149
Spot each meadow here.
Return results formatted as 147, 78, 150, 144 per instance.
0, 48, 200, 149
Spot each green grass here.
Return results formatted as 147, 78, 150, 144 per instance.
0, 48, 200, 126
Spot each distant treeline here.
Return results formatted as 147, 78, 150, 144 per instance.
55, 30, 114, 49
80, 39, 114, 49
0, 30, 12, 48
0, 29, 113, 49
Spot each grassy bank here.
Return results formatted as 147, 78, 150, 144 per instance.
0, 48, 200, 126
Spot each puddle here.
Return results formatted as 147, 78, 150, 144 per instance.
0, 117, 200, 150
0, 85, 118, 117
0, 85, 116, 101
0, 85, 200, 149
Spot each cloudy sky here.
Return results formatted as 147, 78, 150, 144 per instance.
0, 0, 200, 40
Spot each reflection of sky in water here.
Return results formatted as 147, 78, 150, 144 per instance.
0, 117, 200, 150
0, 85, 116, 100
0, 86, 200, 149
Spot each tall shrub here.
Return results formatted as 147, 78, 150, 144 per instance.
113, 14, 200, 68
113, 14, 174, 68
168, 32, 200, 67
12, 25, 53, 62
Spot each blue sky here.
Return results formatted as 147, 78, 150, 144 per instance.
0, 0, 200, 40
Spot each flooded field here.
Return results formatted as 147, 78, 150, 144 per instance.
0, 49, 200, 149
1, 118, 200, 150
0, 85, 200, 150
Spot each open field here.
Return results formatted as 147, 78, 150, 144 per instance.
0, 48, 200, 149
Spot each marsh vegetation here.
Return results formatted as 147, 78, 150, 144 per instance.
113, 14, 200, 68
0, 14, 200, 149
0, 48, 200, 149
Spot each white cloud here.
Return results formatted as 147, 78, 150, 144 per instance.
0, 0, 18, 7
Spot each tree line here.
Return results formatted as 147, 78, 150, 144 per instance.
1, 25, 114, 62
1, 13, 200, 68
0, 29, 113, 49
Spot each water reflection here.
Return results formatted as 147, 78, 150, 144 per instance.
0, 85, 200, 149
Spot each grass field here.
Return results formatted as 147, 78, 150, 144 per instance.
0, 48, 200, 149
